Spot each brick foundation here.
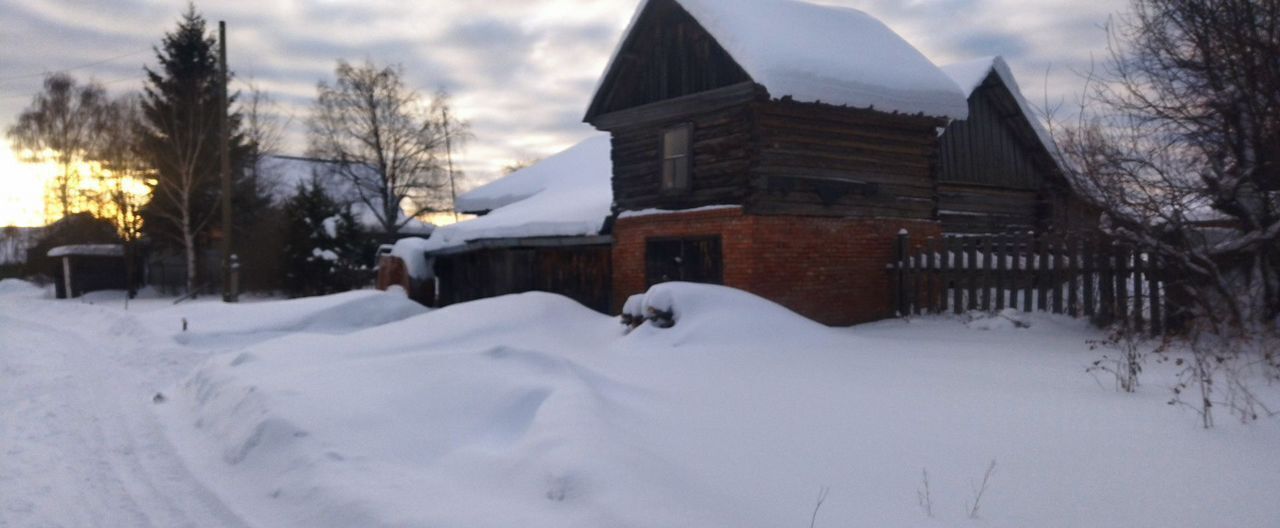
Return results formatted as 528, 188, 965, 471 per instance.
612, 207, 942, 326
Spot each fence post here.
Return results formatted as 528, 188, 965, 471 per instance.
895, 229, 908, 317
1024, 229, 1034, 308
950, 237, 964, 315
966, 237, 978, 311
1083, 236, 1096, 319
1133, 248, 1146, 334
980, 236, 993, 311
930, 237, 943, 314
994, 234, 1006, 310
1067, 236, 1080, 317
1098, 240, 1116, 326
1147, 252, 1162, 336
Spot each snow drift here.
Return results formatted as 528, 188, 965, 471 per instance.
159, 284, 1280, 528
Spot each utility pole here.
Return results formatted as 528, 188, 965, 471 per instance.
219, 20, 236, 302
441, 103, 459, 222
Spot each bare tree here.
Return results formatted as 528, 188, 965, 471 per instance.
1054, 0, 1280, 426
95, 94, 151, 243
241, 81, 289, 198
93, 94, 152, 301
307, 60, 449, 235
7, 73, 109, 222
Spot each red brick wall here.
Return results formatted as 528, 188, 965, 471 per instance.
612, 207, 942, 326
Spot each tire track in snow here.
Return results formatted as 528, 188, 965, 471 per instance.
0, 304, 252, 528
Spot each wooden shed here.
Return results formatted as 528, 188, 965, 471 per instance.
418, 136, 616, 312
48, 244, 140, 299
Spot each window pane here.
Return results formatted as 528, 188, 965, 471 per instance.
674, 158, 689, 189
664, 127, 689, 157
662, 159, 675, 189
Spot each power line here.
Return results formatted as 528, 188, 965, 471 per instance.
0, 75, 144, 100
0, 48, 151, 85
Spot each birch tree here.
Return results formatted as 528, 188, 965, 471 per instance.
307, 60, 450, 235
137, 6, 246, 294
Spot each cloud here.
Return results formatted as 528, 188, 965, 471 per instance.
2, 0, 1127, 191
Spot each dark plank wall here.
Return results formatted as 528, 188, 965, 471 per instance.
747, 101, 944, 219
610, 102, 757, 211
935, 75, 1062, 233
937, 184, 1039, 234
938, 79, 1043, 189
435, 245, 613, 313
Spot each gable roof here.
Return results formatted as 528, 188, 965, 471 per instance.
424, 135, 613, 253
940, 56, 1058, 160
588, 0, 968, 121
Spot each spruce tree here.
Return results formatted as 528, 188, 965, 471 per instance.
281, 179, 369, 297
137, 5, 250, 295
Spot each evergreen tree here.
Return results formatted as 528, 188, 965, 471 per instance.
136, 5, 251, 295
281, 179, 371, 297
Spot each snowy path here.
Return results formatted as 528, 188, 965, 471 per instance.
0, 299, 251, 528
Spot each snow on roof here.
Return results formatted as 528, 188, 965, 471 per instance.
455, 140, 606, 213
424, 135, 612, 252
594, 0, 969, 119
47, 244, 124, 258
390, 237, 434, 280
257, 155, 435, 236
940, 56, 1058, 158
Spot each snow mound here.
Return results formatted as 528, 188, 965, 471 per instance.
0, 278, 46, 298
626, 282, 841, 346
165, 291, 652, 527
155, 289, 1280, 528
150, 290, 428, 348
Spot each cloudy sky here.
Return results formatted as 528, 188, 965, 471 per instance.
1, 0, 1128, 213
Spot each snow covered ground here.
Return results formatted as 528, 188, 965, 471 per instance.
2, 279, 1278, 527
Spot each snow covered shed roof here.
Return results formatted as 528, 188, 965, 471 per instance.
423, 135, 613, 253
454, 136, 610, 214
47, 244, 124, 258
587, 0, 969, 121
940, 56, 1057, 159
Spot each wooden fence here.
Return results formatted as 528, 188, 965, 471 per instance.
890, 231, 1174, 334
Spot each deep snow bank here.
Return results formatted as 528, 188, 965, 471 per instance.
0, 278, 48, 299
161, 284, 1280, 528
145, 290, 428, 348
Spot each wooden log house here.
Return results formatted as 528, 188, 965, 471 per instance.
588, 0, 973, 325
409, 0, 1096, 325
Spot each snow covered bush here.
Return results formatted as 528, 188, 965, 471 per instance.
281, 180, 375, 297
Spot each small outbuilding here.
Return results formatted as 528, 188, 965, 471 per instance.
48, 244, 139, 299
426, 136, 615, 312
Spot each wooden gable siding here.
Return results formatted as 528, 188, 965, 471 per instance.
935, 71, 1059, 233
746, 100, 946, 219
586, 0, 751, 121
937, 84, 1043, 189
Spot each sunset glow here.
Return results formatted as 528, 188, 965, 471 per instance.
0, 139, 153, 231
0, 140, 55, 227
